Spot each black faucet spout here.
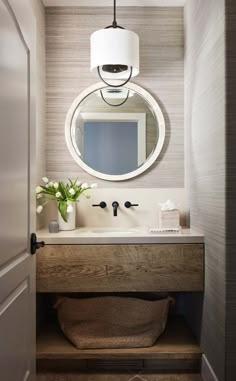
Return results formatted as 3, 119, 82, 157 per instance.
112, 201, 119, 217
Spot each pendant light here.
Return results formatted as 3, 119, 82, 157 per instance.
90, 0, 139, 87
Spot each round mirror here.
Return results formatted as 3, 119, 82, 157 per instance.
65, 82, 165, 181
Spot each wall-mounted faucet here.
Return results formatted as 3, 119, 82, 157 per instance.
92, 201, 107, 209
92, 200, 138, 216
124, 201, 139, 208
112, 201, 119, 217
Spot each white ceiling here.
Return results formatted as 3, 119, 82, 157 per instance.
42, 0, 186, 7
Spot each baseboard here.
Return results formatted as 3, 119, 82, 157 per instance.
201, 355, 219, 381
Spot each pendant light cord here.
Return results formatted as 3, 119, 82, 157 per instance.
105, 0, 124, 29
113, 0, 117, 27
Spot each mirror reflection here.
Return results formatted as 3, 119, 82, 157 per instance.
71, 87, 159, 176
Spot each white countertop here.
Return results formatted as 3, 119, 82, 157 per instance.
37, 227, 204, 245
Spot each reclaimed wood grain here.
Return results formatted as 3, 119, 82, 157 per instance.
37, 358, 199, 372
36, 244, 204, 292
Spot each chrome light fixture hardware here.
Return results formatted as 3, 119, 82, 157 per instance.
100, 89, 130, 107
90, 0, 139, 88
97, 66, 133, 88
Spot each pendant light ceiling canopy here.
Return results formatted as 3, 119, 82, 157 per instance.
90, 0, 139, 87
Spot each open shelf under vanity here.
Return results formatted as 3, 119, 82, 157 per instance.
37, 316, 201, 362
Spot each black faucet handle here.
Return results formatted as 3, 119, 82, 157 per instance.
112, 201, 119, 217
112, 201, 119, 207
92, 201, 107, 209
124, 201, 139, 208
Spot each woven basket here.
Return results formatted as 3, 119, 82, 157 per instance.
55, 296, 173, 349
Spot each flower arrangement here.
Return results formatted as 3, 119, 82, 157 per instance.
36, 177, 97, 222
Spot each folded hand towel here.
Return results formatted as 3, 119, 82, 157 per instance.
149, 227, 181, 233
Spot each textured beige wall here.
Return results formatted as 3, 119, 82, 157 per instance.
45, 6, 184, 187
31, 0, 46, 229
184, 0, 226, 380
32, 0, 46, 184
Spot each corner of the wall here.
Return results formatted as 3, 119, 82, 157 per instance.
201, 355, 220, 381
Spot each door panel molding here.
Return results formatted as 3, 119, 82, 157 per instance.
0, 279, 28, 316
23, 371, 30, 381
0, 279, 32, 381
2, 0, 29, 52
0, 251, 28, 274
0, 253, 31, 304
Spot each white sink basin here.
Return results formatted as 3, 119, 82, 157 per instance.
89, 227, 141, 235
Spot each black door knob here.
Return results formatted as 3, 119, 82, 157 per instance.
30, 233, 45, 255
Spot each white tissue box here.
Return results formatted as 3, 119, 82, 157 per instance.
159, 209, 180, 229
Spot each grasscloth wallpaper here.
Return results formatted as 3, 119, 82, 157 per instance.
33, 0, 46, 184
32, 0, 46, 230
185, 0, 226, 380
45, 6, 184, 187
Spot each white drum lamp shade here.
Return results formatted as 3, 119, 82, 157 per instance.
90, 28, 139, 80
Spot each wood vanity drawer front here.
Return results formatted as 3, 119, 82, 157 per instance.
36, 244, 204, 292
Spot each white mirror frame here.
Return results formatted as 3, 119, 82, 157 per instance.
65, 82, 165, 181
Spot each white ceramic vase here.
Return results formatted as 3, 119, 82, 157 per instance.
58, 203, 76, 231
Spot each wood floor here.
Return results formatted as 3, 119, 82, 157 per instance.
37, 371, 202, 381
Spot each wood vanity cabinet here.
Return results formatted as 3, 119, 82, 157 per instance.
36, 243, 204, 373
36, 243, 204, 292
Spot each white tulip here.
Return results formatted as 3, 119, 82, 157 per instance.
56, 192, 62, 198
36, 194, 42, 200
90, 183, 98, 189
48, 182, 54, 187
69, 188, 75, 195
54, 182, 59, 189
76, 180, 82, 187
81, 183, 88, 189
67, 204, 74, 213
36, 205, 43, 214
42, 177, 49, 183
36, 186, 43, 194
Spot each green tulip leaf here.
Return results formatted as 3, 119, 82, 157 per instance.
58, 201, 67, 222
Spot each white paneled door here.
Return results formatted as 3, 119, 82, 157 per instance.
0, 0, 36, 380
